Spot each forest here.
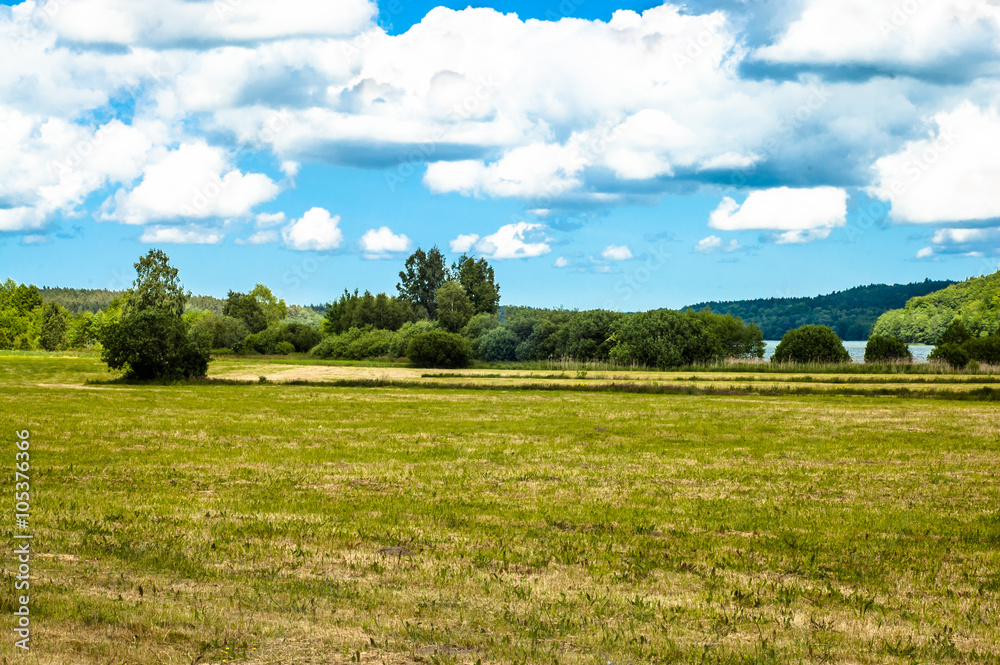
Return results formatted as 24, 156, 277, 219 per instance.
687, 279, 954, 340
872, 271, 1000, 343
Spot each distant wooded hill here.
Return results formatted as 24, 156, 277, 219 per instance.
686, 280, 955, 340
872, 271, 1000, 343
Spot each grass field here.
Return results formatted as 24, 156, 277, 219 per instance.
2, 354, 999, 664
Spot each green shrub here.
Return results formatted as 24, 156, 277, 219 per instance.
309, 327, 394, 360
344, 328, 394, 359
274, 341, 294, 355
963, 336, 1000, 365
772, 325, 850, 364
309, 333, 346, 359
283, 322, 322, 352
188, 313, 249, 351
478, 326, 519, 362
389, 320, 438, 357
939, 318, 973, 346
929, 342, 970, 369
864, 335, 912, 363
406, 331, 471, 368
609, 310, 720, 368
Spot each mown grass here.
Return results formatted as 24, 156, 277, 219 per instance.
1, 353, 999, 664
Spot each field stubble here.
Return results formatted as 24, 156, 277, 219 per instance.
0, 355, 998, 664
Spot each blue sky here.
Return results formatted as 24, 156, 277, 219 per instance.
1, 0, 998, 309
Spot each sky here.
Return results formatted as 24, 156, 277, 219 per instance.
1, 0, 999, 310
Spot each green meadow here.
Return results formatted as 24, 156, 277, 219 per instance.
2, 354, 999, 664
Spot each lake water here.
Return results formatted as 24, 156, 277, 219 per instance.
763, 341, 935, 363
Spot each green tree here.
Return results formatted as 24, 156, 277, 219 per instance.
223, 291, 268, 334
452, 254, 500, 315
435, 281, 474, 333
864, 335, 912, 363
938, 318, 972, 346
124, 249, 189, 317
398, 247, 448, 319
406, 330, 471, 368
249, 283, 287, 324
100, 251, 209, 380
40, 302, 69, 351
102, 310, 209, 380
772, 325, 850, 364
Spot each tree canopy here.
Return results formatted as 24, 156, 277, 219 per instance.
397, 247, 448, 319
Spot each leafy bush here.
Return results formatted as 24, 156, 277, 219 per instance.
478, 326, 519, 362
864, 335, 912, 363
772, 325, 850, 364
344, 328, 394, 359
929, 342, 970, 369
964, 336, 1000, 365
188, 312, 249, 351
283, 322, 322, 352
939, 318, 973, 346
406, 331, 471, 368
309, 334, 346, 359
274, 341, 294, 355
101, 310, 209, 380
389, 320, 438, 357
309, 327, 394, 360
609, 310, 720, 368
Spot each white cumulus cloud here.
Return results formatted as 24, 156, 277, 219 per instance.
359, 226, 411, 259
104, 142, 279, 224
755, 0, 1000, 73
602, 244, 634, 261
281, 207, 343, 251
449, 233, 480, 253
473, 222, 551, 259
870, 103, 1000, 224
709, 187, 848, 242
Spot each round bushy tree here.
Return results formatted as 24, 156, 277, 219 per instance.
478, 326, 519, 362
772, 325, 850, 364
100, 250, 209, 380
101, 309, 208, 380
406, 330, 471, 368
864, 335, 912, 363
928, 342, 970, 369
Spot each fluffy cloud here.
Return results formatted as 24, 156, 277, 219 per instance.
139, 225, 224, 244
870, 104, 1000, 224
709, 187, 848, 243
916, 227, 1000, 259
449, 233, 479, 253
554, 256, 571, 268
0, 107, 154, 230
48, 0, 376, 47
359, 226, 411, 259
474, 222, 551, 259
694, 235, 743, 254
755, 0, 1000, 77
281, 207, 343, 251
602, 245, 634, 261
2, 0, 999, 243
424, 143, 585, 199
104, 142, 280, 224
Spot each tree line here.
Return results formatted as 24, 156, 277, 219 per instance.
1, 248, 767, 378
690, 279, 954, 340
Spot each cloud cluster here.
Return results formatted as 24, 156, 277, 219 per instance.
1, 0, 998, 260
